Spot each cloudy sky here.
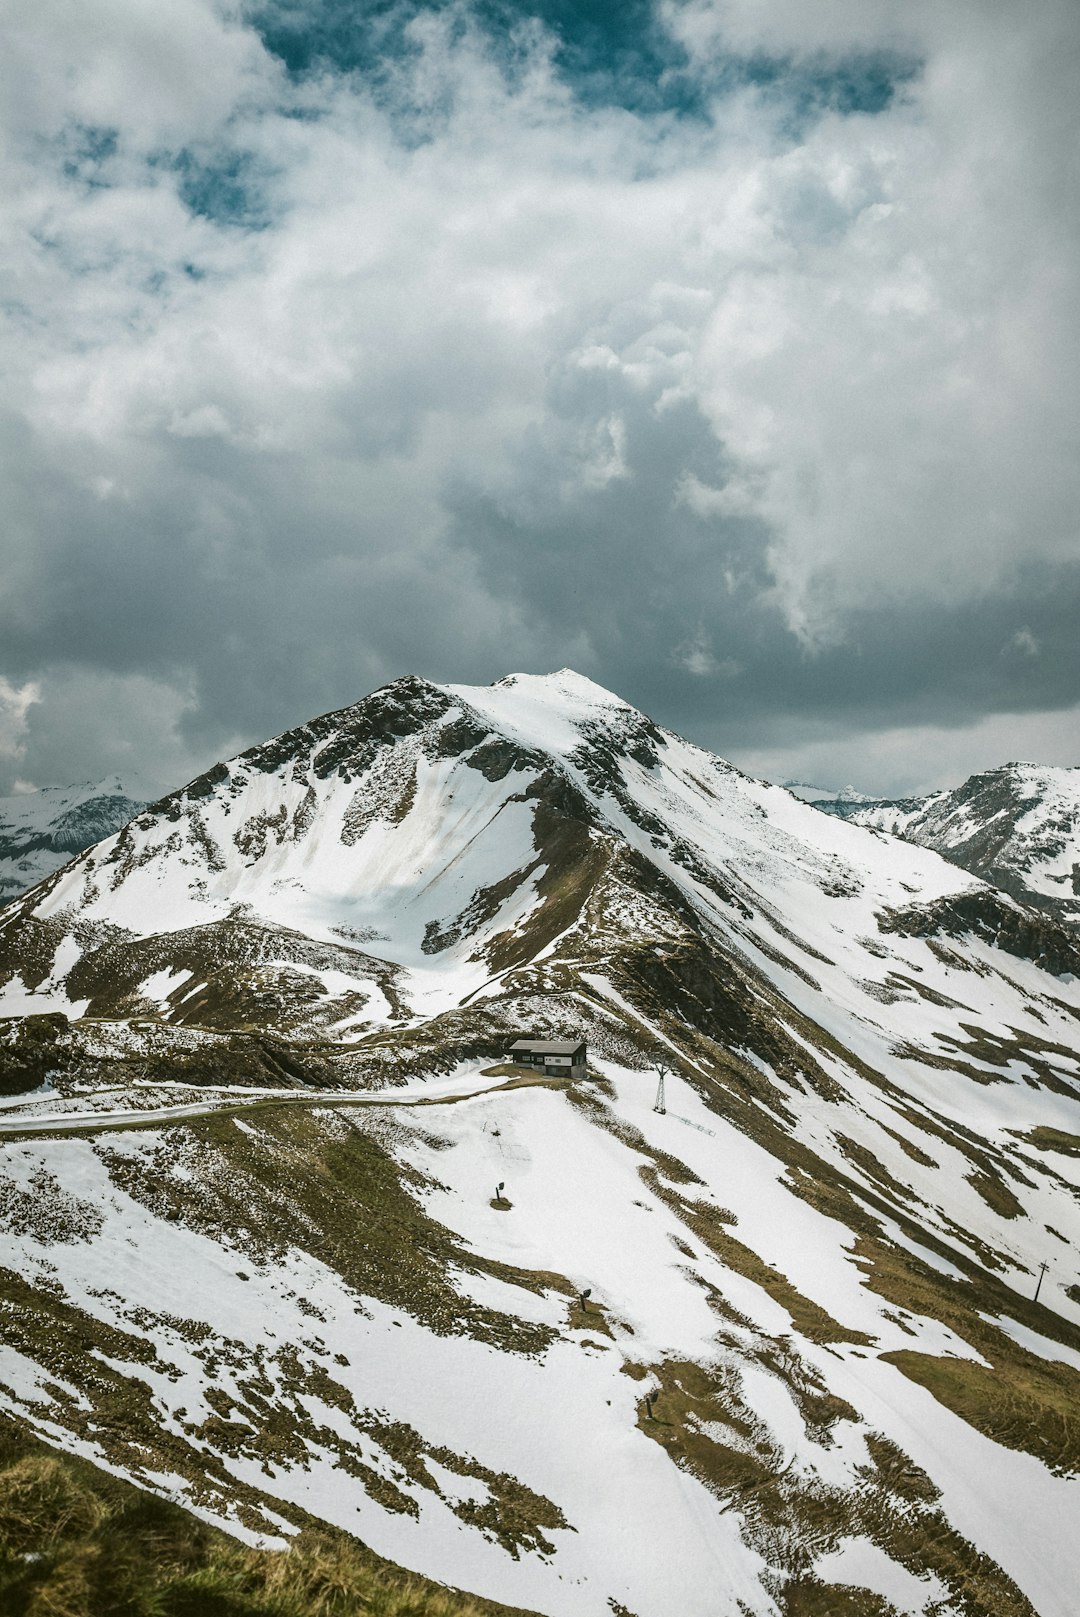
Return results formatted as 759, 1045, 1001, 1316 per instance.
2, 0, 1078, 798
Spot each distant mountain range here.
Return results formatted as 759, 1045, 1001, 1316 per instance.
782, 780, 876, 806
809, 764, 1080, 929
0, 776, 147, 905
0, 674, 1078, 1616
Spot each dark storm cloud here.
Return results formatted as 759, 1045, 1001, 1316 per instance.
441, 373, 1080, 743
0, 0, 1078, 797
0, 406, 517, 760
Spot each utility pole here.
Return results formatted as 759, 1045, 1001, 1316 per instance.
1034, 1260, 1049, 1302
653, 1063, 668, 1115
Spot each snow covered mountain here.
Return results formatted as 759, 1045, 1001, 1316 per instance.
839, 764, 1080, 929
0, 775, 146, 905
1, 671, 1080, 1617
782, 780, 875, 811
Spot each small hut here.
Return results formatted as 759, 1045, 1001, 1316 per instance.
507, 1037, 587, 1078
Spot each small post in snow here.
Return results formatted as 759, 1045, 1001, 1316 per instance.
1034, 1260, 1050, 1302
653, 1063, 668, 1115
495, 1181, 506, 1205
579, 1286, 592, 1313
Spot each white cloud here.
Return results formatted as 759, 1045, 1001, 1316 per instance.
7, 3, 1077, 600
0, 0, 1077, 790
1, 0, 277, 149
1005, 626, 1040, 660
666, 0, 1080, 642
0, 678, 40, 762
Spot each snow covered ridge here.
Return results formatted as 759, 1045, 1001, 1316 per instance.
831, 763, 1080, 930
1, 670, 1076, 1046
0, 776, 147, 905
1, 671, 1080, 1614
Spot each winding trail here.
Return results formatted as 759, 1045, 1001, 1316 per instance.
0, 1070, 565, 1144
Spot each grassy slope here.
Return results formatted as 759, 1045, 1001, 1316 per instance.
0, 1414, 536, 1617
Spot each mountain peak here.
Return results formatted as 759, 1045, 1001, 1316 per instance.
500, 667, 625, 696
445, 668, 639, 760
472, 667, 631, 708
841, 758, 1080, 926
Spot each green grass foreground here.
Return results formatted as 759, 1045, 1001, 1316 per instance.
0, 1417, 519, 1617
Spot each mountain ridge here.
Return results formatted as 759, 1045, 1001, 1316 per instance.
0, 774, 148, 905
822, 761, 1080, 930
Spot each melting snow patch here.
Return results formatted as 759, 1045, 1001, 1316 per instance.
814, 1536, 948, 1613
425, 1458, 490, 1509
138, 969, 193, 1011
0, 1345, 90, 1410
978, 1313, 1080, 1374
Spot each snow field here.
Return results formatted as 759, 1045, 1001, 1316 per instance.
0, 1114, 772, 1616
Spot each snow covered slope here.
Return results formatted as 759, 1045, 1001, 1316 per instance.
841, 764, 1080, 929
0, 776, 146, 904
1, 672, 1080, 1616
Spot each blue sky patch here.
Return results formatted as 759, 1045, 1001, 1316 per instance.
170, 149, 276, 229
247, 0, 919, 130
61, 125, 120, 189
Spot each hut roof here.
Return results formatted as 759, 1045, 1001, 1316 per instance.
508, 1038, 585, 1055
